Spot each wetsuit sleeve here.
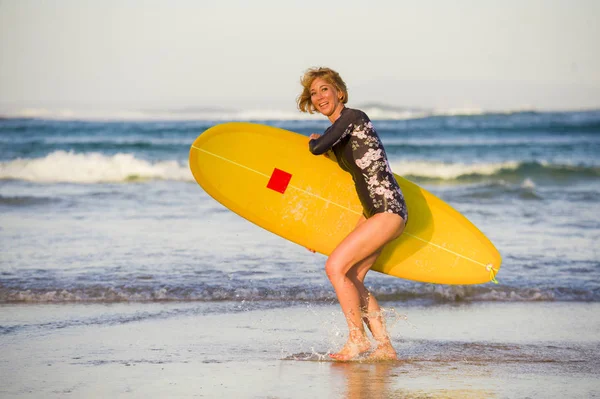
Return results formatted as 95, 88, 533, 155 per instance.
308, 110, 356, 155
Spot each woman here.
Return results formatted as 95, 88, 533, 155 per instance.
297, 67, 408, 361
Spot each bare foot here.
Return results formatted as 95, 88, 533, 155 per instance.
329, 339, 371, 361
366, 342, 398, 361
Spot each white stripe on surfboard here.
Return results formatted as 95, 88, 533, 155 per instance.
191, 145, 489, 269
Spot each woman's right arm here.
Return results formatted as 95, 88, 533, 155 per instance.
308, 110, 354, 155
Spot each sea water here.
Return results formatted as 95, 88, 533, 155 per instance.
2, 110, 598, 308
1, 109, 599, 397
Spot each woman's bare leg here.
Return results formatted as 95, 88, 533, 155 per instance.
349, 258, 398, 360
345, 217, 388, 340
326, 212, 405, 360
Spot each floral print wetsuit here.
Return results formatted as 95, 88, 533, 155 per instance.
309, 107, 408, 221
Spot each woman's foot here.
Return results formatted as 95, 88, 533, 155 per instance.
366, 341, 398, 361
329, 338, 371, 361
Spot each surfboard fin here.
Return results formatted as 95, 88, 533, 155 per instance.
486, 264, 500, 284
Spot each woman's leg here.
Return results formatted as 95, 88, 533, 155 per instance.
348, 254, 384, 340
326, 212, 405, 360
345, 216, 386, 340
349, 256, 397, 360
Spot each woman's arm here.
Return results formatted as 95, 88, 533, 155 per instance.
308, 109, 355, 155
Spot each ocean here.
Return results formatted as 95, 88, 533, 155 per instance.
1, 108, 599, 398
2, 108, 599, 305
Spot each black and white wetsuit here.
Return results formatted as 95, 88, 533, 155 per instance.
309, 107, 408, 221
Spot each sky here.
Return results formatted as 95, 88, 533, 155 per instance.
1, 0, 599, 116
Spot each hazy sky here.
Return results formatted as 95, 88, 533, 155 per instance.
1, 0, 599, 113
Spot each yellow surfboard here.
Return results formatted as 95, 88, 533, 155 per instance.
189, 122, 501, 285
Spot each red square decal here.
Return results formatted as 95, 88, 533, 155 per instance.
267, 168, 292, 194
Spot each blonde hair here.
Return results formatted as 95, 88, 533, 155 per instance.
297, 67, 348, 114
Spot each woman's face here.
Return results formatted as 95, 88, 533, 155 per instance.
310, 77, 343, 117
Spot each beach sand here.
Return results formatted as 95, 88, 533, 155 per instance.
1, 301, 598, 398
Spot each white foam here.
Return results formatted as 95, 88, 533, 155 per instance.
432, 107, 486, 116
359, 107, 430, 120
390, 160, 520, 180
0, 151, 193, 183
1, 153, 527, 183
521, 178, 536, 189
1, 105, 532, 122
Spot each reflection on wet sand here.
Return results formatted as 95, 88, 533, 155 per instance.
330, 361, 496, 399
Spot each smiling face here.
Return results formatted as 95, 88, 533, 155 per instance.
309, 78, 345, 122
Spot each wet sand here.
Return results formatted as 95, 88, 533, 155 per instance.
1, 301, 599, 398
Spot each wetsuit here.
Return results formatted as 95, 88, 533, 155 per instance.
309, 107, 408, 221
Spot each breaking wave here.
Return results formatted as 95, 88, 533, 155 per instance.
0, 151, 192, 183
393, 160, 600, 183
1, 151, 597, 184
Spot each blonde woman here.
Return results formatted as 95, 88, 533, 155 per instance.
298, 67, 408, 361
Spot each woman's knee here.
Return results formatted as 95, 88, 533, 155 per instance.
324, 257, 348, 281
